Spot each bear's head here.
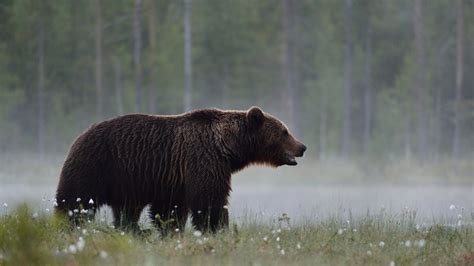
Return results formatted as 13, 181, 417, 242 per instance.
246, 106, 306, 167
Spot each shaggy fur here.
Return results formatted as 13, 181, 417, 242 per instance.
55, 107, 306, 233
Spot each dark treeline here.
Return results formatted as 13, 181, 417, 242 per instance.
0, 0, 472, 160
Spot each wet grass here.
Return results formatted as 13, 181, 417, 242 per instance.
0, 205, 473, 266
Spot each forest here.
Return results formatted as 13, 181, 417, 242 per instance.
0, 0, 473, 161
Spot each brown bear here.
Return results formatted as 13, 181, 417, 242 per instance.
55, 107, 306, 233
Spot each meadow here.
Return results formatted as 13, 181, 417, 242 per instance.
0, 154, 473, 265
0, 204, 473, 266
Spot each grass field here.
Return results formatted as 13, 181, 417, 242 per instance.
0, 205, 473, 266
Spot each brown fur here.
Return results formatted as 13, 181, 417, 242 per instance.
55, 107, 306, 233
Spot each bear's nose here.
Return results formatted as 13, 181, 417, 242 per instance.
301, 144, 307, 153
296, 143, 307, 157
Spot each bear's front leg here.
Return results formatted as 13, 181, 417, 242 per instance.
187, 168, 231, 233
191, 203, 229, 233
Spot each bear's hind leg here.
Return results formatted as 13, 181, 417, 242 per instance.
112, 206, 143, 232
55, 192, 97, 226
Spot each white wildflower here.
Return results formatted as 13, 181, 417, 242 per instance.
263, 236, 268, 241
367, 250, 372, 256
120, 231, 125, 236
353, 228, 357, 232
2, 203, 8, 208
416, 239, 426, 248
196, 239, 203, 245
276, 228, 282, 233
223, 205, 228, 209
99, 250, 108, 259
296, 243, 302, 249
45, 208, 50, 212
68, 210, 73, 217
175, 228, 180, 233
76, 198, 81, 202
193, 230, 202, 237
175, 244, 183, 250
73, 209, 79, 213
88, 199, 94, 204
82, 229, 88, 235
76, 237, 85, 251
404, 240, 411, 248
32, 212, 39, 219
458, 214, 463, 219
379, 241, 385, 248
449, 204, 456, 211
53, 201, 58, 207
338, 229, 343, 235
276, 237, 280, 242
80, 209, 88, 214
68, 244, 77, 254
280, 249, 285, 255
389, 261, 395, 266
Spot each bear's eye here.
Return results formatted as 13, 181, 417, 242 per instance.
283, 129, 289, 136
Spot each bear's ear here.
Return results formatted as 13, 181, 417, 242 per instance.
247, 106, 264, 129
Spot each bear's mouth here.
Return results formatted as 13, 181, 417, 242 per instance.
284, 153, 298, 166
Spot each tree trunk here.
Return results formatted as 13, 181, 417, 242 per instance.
413, 0, 427, 160
37, 11, 45, 158
341, 0, 353, 157
280, 0, 296, 131
434, 78, 442, 161
363, 18, 373, 155
95, 0, 104, 120
319, 87, 328, 160
452, 0, 464, 159
221, 63, 230, 107
183, 0, 192, 112
114, 59, 124, 115
133, 0, 143, 113
147, 0, 158, 113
